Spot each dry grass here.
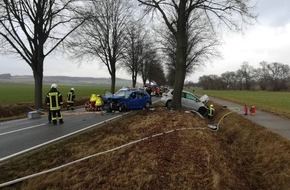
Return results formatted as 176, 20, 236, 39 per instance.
0, 104, 290, 189
0, 97, 89, 121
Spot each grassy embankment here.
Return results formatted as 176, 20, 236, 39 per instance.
0, 103, 289, 189
195, 90, 290, 119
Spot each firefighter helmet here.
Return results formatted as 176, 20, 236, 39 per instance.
51, 83, 57, 89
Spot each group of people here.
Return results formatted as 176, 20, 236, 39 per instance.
86, 93, 103, 111
45, 83, 216, 125
45, 83, 75, 125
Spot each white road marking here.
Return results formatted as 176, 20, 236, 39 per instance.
0, 123, 46, 136
0, 114, 124, 162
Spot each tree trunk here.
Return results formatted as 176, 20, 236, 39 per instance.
111, 72, 116, 94
171, 2, 187, 110
33, 67, 43, 110
132, 76, 136, 88
142, 74, 146, 86
172, 45, 187, 109
132, 70, 137, 87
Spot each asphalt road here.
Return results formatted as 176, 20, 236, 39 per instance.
0, 109, 127, 162
0, 97, 160, 162
210, 97, 290, 140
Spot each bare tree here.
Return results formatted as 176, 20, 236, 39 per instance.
122, 22, 167, 87
160, 12, 220, 85
267, 62, 290, 91
67, 0, 132, 93
137, 0, 256, 109
236, 62, 255, 90
198, 74, 222, 90
147, 59, 167, 85
221, 71, 237, 90
255, 61, 270, 90
0, 0, 84, 109
139, 58, 151, 86
138, 39, 159, 86
122, 21, 146, 87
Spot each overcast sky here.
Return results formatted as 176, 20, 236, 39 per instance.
1, 0, 290, 83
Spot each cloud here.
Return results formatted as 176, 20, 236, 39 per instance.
2, 0, 290, 85
256, 0, 290, 27
187, 0, 290, 82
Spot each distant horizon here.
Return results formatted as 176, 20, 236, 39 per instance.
0, 73, 144, 86
0, 73, 138, 81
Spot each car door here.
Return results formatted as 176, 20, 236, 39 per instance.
181, 91, 200, 110
126, 91, 141, 109
135, 91, 147, 109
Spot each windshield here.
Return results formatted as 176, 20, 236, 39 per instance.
114, 90, 131, 98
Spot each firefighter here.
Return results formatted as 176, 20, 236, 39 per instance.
156, 87, 161, 97
208, 104, 215, 119
145, 86, 151, 96
45, 83, 64, 125
95, 94, 103, 111
67, 88, 75, 110
89, 94, 97, 110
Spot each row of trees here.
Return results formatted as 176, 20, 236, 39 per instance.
0, 0, 166, 108
0, 0, 256, 109
66, 0, 167, 93
198, 62, 290, 91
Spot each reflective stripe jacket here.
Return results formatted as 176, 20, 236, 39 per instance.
208, 107, 215, 117
67, 90, 75, 103
95, 96, 103, 107
45, 88, 63, 111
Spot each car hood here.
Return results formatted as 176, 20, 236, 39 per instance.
199, 94, 209, 103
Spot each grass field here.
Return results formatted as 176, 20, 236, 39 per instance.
1, 83, 290, 118
195, 90, 290, 119
0, 83, 115, 105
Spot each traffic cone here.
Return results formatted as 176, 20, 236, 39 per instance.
250, 105, 256, 115
244, 105, 248, 115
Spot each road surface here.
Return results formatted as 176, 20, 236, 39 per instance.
0, 109, 126, 162
0, 97, 160, 162
210, 97, 290, 140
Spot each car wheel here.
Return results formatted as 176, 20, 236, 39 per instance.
144, 102, 150, 110
198, 107, 207, 116
119, 104, 127, 112
166, 100, 172, 109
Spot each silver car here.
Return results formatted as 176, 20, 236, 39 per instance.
161, 89, 208, 115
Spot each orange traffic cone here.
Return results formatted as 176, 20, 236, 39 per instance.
250, 105, 256, 115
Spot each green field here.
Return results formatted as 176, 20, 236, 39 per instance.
196, 90, 290, 119
1, 84, 290, 119
0, 83, 114, 105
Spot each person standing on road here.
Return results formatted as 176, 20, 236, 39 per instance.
45, 83, 64, 125
145, 86, 151, 96
67, 87, 75, 110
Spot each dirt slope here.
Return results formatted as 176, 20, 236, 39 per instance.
0, 105, 290, 189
